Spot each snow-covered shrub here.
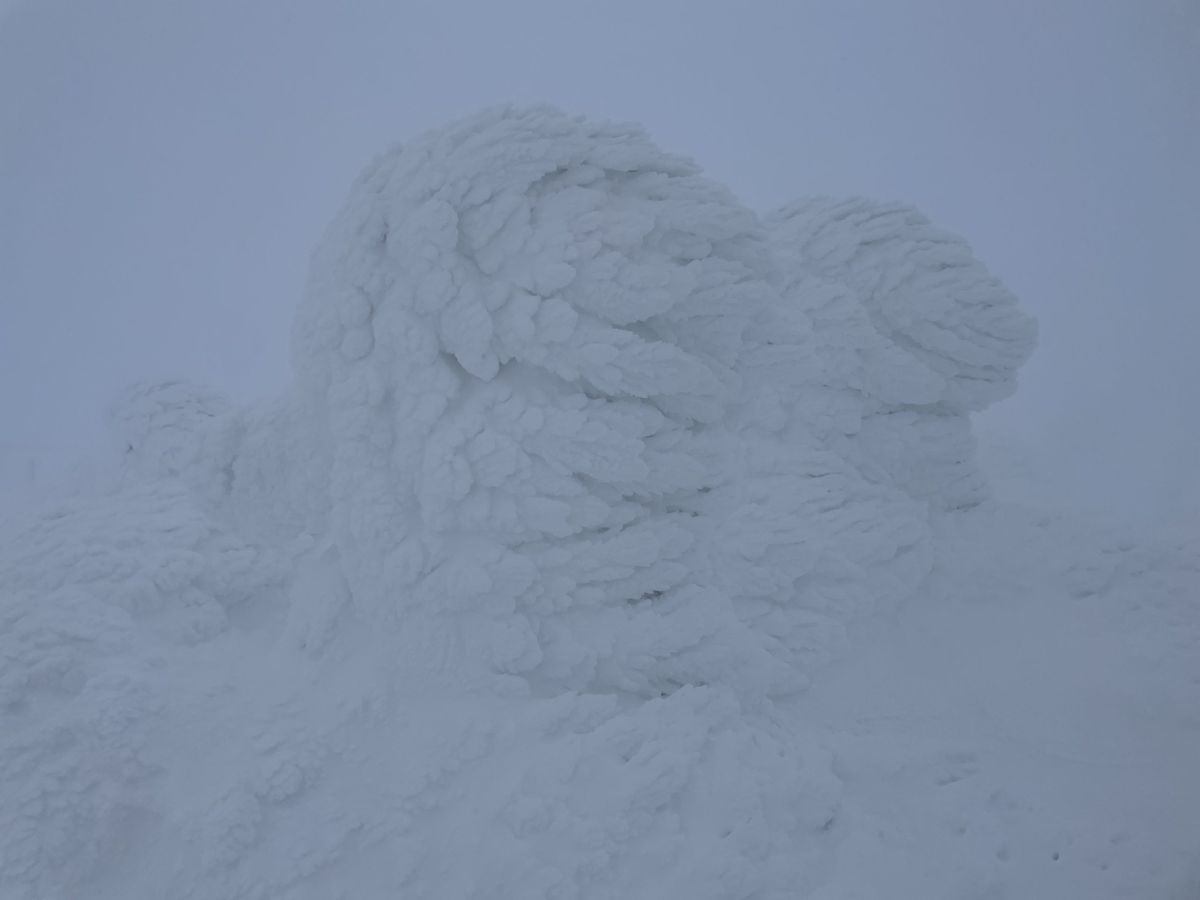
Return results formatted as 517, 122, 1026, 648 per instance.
107, 378, 327, 545
107, 380, 233, 486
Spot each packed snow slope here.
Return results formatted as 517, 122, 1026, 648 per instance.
2, 106, 1195, 899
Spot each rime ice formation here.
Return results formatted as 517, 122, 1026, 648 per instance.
0, 482, 289, 897
1, 107, 1049, 899
105, 380, 247, 516
293, 106, 781, 691
767, 198, 1037, 507
291, 106, 935, 700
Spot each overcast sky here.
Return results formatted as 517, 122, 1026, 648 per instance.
2, 0, 1197, 524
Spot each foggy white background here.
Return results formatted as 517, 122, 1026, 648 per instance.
2, 0, 1197, 526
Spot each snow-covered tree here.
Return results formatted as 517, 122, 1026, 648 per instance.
768, 198, 1037, 507
296, 105, 803, 695
277, 104, 893, 893
0, 107, 1043, 900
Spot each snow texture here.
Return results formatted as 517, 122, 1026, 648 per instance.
767, 198, 1036, 508
2, 106, 1193, 900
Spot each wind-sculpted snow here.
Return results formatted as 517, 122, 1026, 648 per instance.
0, 106, 1054, 898
767, 198, 1037, 507
291, 107, 934, 698
0, 482, 289, 899
768, 197, 1036, 413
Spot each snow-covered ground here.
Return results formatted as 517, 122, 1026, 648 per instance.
1, 107, 1196, 899
801, 494, 1200, 899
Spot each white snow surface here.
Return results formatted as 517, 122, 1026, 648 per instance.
2, 106, 1195, 899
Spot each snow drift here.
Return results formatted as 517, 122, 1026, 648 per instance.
1, 106, 1041, 899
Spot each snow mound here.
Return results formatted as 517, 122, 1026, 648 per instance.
0, 106, 1062, 899
0, 482, 288, 898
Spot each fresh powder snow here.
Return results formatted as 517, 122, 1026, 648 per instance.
1, 106, 1196, 900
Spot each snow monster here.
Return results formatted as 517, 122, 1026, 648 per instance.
0, 106, 1034, 899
